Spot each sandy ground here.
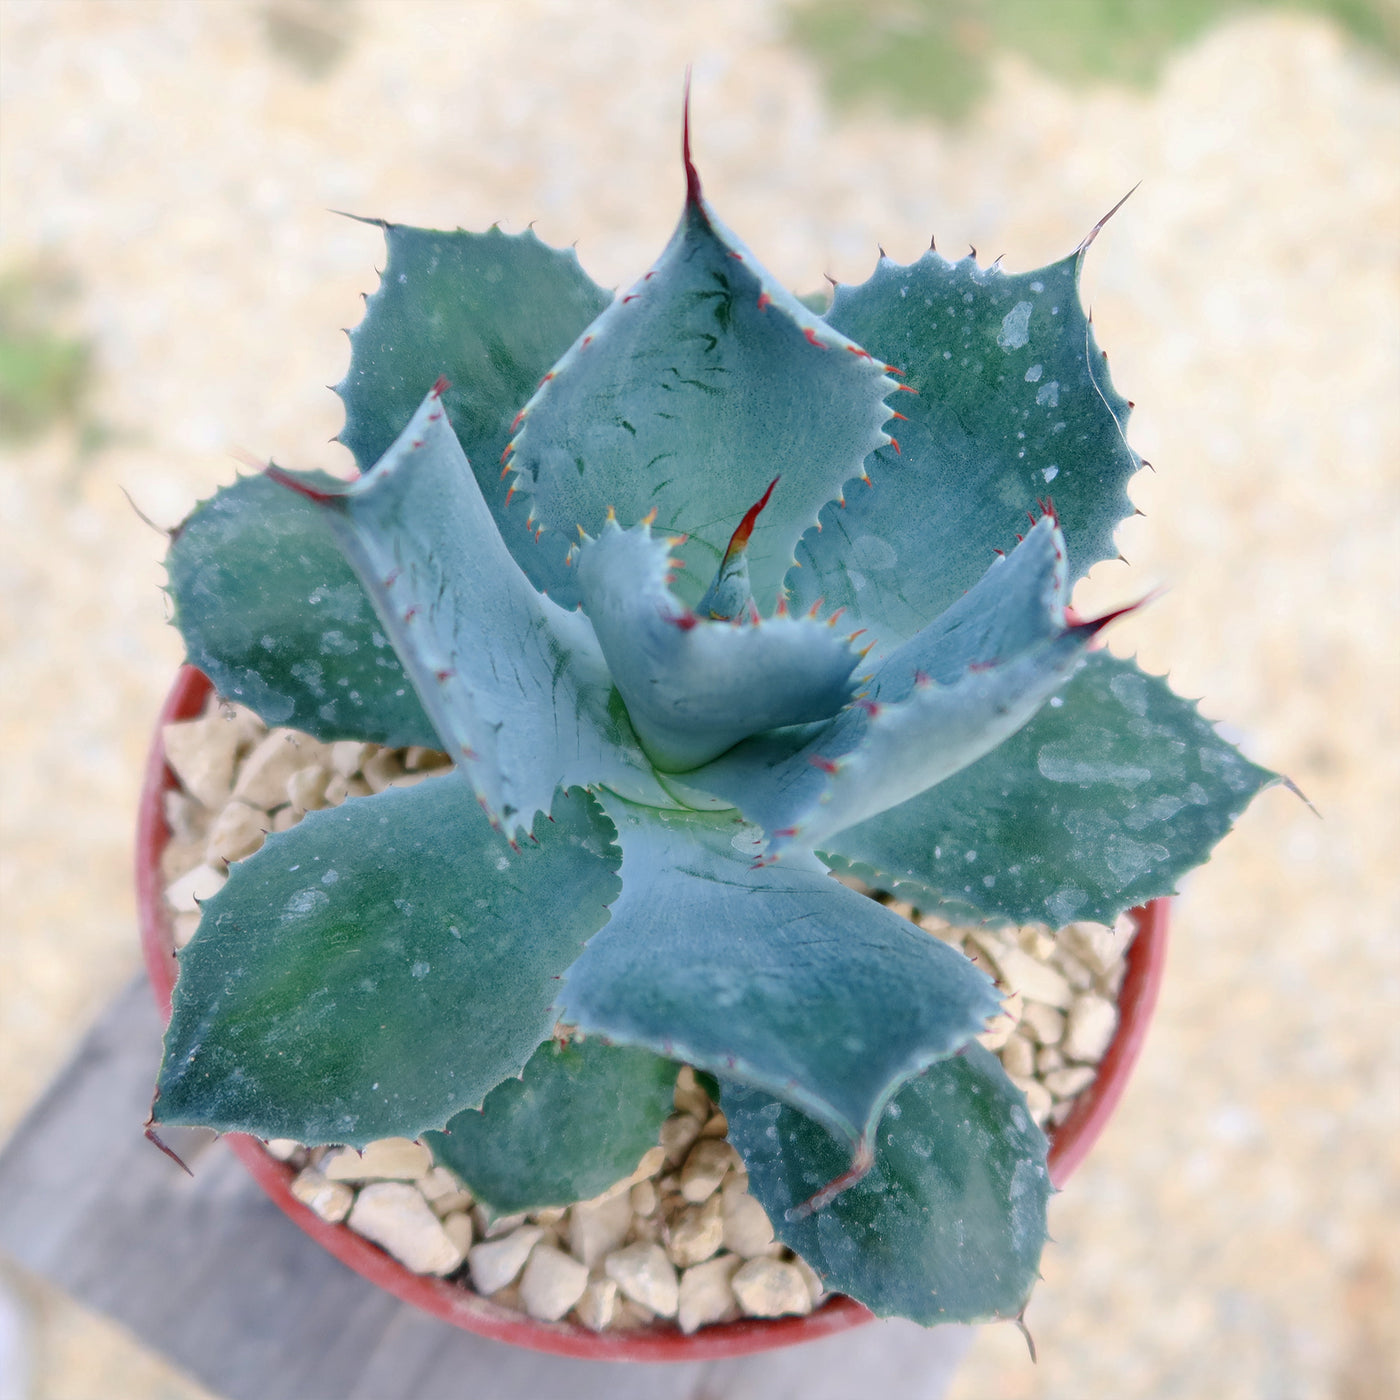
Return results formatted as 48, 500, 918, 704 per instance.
0, 2, 1396, 1397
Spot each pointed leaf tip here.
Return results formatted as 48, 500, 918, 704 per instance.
682, 68, 702, 207
263, 463, 341, 506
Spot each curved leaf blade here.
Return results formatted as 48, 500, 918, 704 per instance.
790, 251, 1138, 653
426, 1039, 678, 1216
690, 520, 1092, 851
506, 195, 896, 611
821, 651, 1280, 927
165, 472, 438, 747
723, 1044, 1050, 1325
290, 388, 677, 834
154, 780, 620, 1146
576, 518, 858, 771
337, 223, 611, 604
556, 797, 1001, 1162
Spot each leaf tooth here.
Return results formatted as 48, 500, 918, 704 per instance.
806, 596, 825, 619
808, 754, 841, 775
826, 606, 847, 628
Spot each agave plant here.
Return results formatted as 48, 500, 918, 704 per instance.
152, 108, 1277, 1328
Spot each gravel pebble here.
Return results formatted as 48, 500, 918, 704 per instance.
164, 862, 225, 913
1045, 1065, 1098, 1099
289, 1167, 354, 1224
203, 800, 267, 864
467, 1225, 543, 1295
574, 1278, 619, 1332
322, 1138, 431, 1181
677, 1254, 741, 1333
441, 1210, 474, 1255
1064, 993, 1118, 1063
605, 1242, 679, 1318
519, 1244, 590, 1322
233, 730, 324, 808
659, 1113, 703, 1166
672, 1066, 712, 1120
976, 938, 1074, 1009
679, 1138, 737, 1202
285, 764, 330, 813
569, 1189, 633, 1268
417, 1165, 473, 1214
731, 1257, 812, 1318
162, 714, 243, 809
1019, 1001, 1066, 1046
349, 1182, 465, 1275
666, 1196, 724, 1267
720, 1190, 775, 1258
330, 741, 374, 778
1000, 1031, 1036, 1080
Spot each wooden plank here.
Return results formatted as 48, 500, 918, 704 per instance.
0, 977, 971, 1399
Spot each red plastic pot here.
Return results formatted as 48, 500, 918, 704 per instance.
137, 666, 1170, 1361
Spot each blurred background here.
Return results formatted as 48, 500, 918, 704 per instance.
0, 1, 1396, 1396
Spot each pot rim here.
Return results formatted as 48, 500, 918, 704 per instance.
136, 665, 1170, 1361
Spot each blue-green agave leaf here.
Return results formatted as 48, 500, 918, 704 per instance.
690, 519, 1098, 853
426, 1038, 678, 1216
788, 249, 1137, 655
154, 781, 620, 1147
504, 170, 897, 613
821, 651, 1281, 927
556, 796, 1001, 1169
723, 1043, 1050, 1325
165, 471, 438, 747
272, 387, 677, 835
336, 222, 611, 605
575, 515, 859, 772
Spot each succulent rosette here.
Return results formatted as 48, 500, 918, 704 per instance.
153, 117, 1276, 1326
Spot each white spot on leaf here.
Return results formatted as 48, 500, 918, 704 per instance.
997, 301, 1034, 351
